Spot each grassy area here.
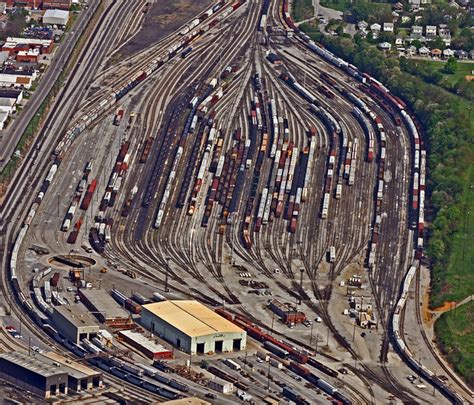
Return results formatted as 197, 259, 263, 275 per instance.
417, 60, 474, 86
434, 301, 474, 387
292, 0, 314, 22
432, 163, 474, 306
319, 0, 350, 12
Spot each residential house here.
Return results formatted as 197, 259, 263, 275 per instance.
378, 42, 392, 51
406, 45, 417, 55
431, 48, 442, 58
438, 24, 451, 46
455, 50, 468, 59
370, 23, 382, 32
442, 48, 454, 58
383, 22, 394, 32
425, 25, 437, 39
419, 46, 430, 56
412, 25, 423, 36
409, 0, 420, 10
395, 37, 404, 47
394, 2, 404, 10
357, 20, 368, 31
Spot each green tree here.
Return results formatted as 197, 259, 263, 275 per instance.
443, 57, 458, 74
411, 39, 422, 49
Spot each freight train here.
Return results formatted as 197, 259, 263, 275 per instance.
277, 8, 463, 402
53, 0, 247, 160
391, 264, 467, 404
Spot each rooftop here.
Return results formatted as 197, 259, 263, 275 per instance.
119, 329, 171, 354
53, 303, 99, 328
0, 352, 67, 378
79, 289, 129, 320
143, 300, 244, 337
43, 9, 70, 20
40, 351, 100, 378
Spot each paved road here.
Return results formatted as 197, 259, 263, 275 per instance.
0, 0, 99, 172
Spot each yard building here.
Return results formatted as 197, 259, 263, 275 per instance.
140, 300, 246, 355
0, 351, 68, 398
0, 351, 103, 399
51, 303, 100, 344
118, 329, 173, 360
43, 9, 69, 25
78, 288, 133, 328
40, 351, 103, 392
268, 299, 306, 325
207, 377, 236, 394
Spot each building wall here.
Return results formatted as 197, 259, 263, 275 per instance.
0, 359, 68, 399
141, 309, 246, 354
51, 308, 99, 344
43, 0, 71, 9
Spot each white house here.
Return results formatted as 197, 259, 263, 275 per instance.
358, 20, 368, 31
378, 42, 392, 51
370, 23, 382, 32
443, 48, 454, 58
406, 45, 417, 55
383, 22, 394, 32
419, 46, 430, 56
426, 25, 437, 38
412, 25, 423, 36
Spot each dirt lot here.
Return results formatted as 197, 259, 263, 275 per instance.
120, 0, 213, 58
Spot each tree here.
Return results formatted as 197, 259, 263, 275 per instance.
443, 57, 458, 74
411, 39, 422, 49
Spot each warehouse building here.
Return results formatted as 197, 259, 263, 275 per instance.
51, 303, 100, 344
43, 9, 69, 26
78, 288, 133, 328
41, 351, 103, 392
268, 299, 306, 325
2, 37, 53, 54
118, 329, 173, 360
0, 352, 68, 398
0, 351, 103, 398
141, 300, 246, 355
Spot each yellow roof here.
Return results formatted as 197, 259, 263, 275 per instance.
143, 300, 244, 337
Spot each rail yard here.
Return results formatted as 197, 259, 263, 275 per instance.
0, 0, 472, 404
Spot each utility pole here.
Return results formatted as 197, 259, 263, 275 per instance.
266, 360, 271, 391
299, 267, 304, 305
165, 257, 170, 292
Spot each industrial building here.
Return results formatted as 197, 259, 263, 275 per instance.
268, 299, 306, 325
141, 300, 246, 355
118, 329, 173, 360
43, 9, 69, 26
40, 351, 103, 392
78, 288, 133, 328
51, 303, 100, 344
0, 351, 102, 398
0, 351, 68, 398
207, 377, 236, 394
1, 37, 54, 54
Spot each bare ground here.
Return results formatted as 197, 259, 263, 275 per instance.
119, 0, 213, 58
